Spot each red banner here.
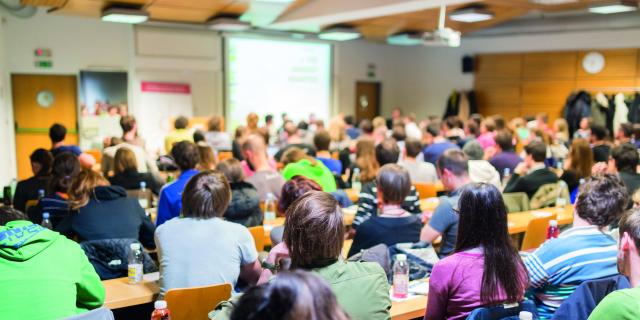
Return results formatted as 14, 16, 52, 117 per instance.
141, 81, 191, 94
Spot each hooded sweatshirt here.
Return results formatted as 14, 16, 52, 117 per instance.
0, 220, 104, 320
282, 159, 337, 192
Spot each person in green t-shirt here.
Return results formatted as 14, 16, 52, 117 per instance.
590, 208, 640, 320
281, 147, 337, 192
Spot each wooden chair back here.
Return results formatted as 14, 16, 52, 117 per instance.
521, 213, 557, 251
248, 226, 266, 252
218, 151, 233, 161
414, 182, 437, 199
165, 283, 232, 320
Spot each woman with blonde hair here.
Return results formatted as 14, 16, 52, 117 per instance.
56, 170, 155, 248
281, 147, 336, 192
108, 147, 161, 194
559, 138, 593, 192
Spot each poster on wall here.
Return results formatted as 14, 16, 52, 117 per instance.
79, 71, 128, 150
136, 81, 193, 155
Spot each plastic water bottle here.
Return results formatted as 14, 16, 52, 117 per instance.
37, 189, 45, 200
151, 300, 171, 320
392, 254, 410, 299
501, 168, 511, 188
547, 220, 559, 240
128, 243, 143, 284
519, 311, 533, 320
41, 212, 53, 230
352, 168, 362, 192
264, 193, 276, 221
138, 181, 148, 209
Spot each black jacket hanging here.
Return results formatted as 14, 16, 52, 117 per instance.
443, 91, 460, 119
628, 93, 640, 123
563, 91, 591, 137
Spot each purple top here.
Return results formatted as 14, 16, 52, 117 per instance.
489, 152, 523, 178
424, 251, 525, 320
476, 132, 497, 150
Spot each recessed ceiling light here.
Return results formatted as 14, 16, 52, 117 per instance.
449, 8, 494, 23
387, 32, 423, 46
207, 17, 251, 31
589, 1, 638, 14
101, 7, 149, 24
318, 27, 361, 41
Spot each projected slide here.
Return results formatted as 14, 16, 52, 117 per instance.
226, 37, 332, 131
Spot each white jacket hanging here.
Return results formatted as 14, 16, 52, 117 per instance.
613, 93, 628, 134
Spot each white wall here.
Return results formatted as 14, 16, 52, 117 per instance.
400, 28, 640, 119
0, 13, 15, 186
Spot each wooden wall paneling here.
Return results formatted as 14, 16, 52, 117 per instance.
520, 79, 575, 121
575, 78, 637, 93
475, 54, 523, 79
577, 49, 639, 78
520, 105, 564, 123
475, 78, 521, 119
522, 52, 577, 79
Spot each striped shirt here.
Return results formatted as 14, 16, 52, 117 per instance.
524, 225, 618, 319
353, 182, 421, 228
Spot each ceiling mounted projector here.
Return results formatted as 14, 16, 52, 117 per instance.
387, 4, 461, 47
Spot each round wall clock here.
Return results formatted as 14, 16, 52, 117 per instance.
582, 51, 605, 74
36, 90, 55, 108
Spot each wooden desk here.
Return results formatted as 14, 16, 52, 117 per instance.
103, 272, 160, 309
391, 296, 428, 320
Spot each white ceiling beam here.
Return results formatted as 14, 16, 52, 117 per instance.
270, 0, 477, 30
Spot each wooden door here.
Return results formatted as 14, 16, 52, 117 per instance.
12, 74, 78, 180
355, 81, 380, 121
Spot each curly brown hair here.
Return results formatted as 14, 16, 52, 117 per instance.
575, 173, 628, 227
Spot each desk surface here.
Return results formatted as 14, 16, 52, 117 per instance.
104, 205, 574, 318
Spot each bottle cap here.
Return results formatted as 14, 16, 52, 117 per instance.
519, 311, 533, 320
504, 168, 510, 175
154, 300, 167, 309
38, 189, 45, 195
396, 254, 407, 261
549, 220, 558, 227
140, 181, 146, 189
42, 212, 50, 219
130, 243, 141, 250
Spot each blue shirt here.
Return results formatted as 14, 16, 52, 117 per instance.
524, 225, 618, 319
422, 141, 459, 165
156, 169, 199, 226
51, 145, 82, 157
317, 157, 343, 175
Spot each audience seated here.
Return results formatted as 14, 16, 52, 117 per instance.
425, 183, 528, 320
216, 158, 262, 227
164, 116, 193, 154
503, 141, 558, 199
420, 149, 471, 258
101, 115, 161, 183
314, 130, 342, 175
56, 170, 155, 248
611, 143, 640, 197
358, 119, 375, 141
242, 134, 285, 200
422, 122, 460, 165
0, 207, 104, 319
489, 131, 522, 178
354, 138, 421, 228
348, 139, 379, 185
36, 152, 81, 227
573, 117, 591, 140
196, 141, 217, 171
476, 118, 497, 150
13, 148, 53, 212
524, 174, 627, 318
398, 138, 437, 183
590, 208, 640, 319
156, 141, 200, 226
348, 164, 422, 257
232, 125, 249, 161
155, 171, 261, 295
462, 140, 501, 188
559, 138, 593, 192
616, 122, 634, 145
270, 176, 322, 245
258, 191, 391, 319
344, 115, 361, 140
281, 147, 337, 192
50, 123, 82, 157
274, 121, 317, 161
591, 124, 611, 163
205, 115, 232, 151
108, 147, 161, 194
229, 270, 349, 320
